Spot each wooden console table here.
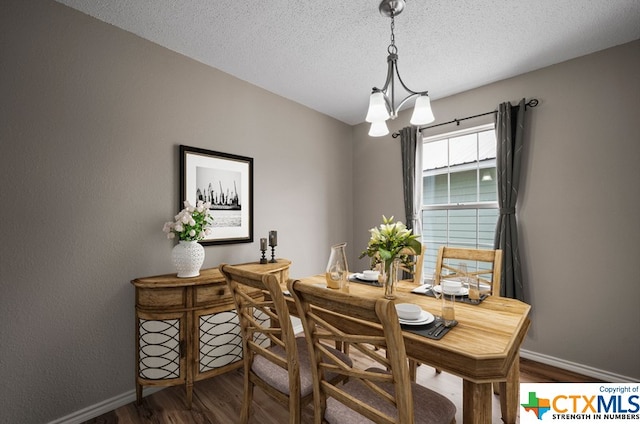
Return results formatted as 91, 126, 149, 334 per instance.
131, 259, 291, 407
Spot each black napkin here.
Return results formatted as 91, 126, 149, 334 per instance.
400, 317, 457, 340
348, 275, 381, 286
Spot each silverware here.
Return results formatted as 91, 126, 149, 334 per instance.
428, 322, 443, 336
430, 287, 441, 300
433, 325, 446, 338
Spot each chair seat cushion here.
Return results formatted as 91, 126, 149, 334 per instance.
252, 336, 352, 397
324, 367, 456, 424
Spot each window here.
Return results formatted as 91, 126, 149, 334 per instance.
420, 124, 498, 276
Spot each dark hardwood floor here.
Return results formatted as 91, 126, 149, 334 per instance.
83, 357, 601, 424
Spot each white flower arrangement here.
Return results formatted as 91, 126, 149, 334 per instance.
162, 200, 213, 241
359, 215, 422, 270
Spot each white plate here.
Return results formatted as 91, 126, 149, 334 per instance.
398, 310, 435, 326
432, 285, 469, 296
353, 273, 378, 282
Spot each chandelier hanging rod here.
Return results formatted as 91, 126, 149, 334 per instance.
391, 98, 539, 138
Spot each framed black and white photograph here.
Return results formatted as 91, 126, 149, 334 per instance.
180, 145, 253, 245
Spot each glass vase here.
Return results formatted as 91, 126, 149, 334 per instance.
380, 257, 400, 299
325, 242, 349, 289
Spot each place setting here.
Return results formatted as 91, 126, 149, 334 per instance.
394, 303, 456, 340
349, 269, 382, 286
412, 275, 489, 305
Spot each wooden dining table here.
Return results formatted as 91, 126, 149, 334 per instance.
284, 275, 531, 424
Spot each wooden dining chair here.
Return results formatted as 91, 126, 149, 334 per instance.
371, 243, 424, 292
433, 246, 503, 296
413, 243, 426, 284
399, 243, 427, 284
220, 264, 351, 424
288, 280, 456, 424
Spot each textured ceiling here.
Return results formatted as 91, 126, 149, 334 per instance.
55, 0, 640, 125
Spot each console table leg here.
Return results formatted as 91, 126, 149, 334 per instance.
186, 383, 193, 409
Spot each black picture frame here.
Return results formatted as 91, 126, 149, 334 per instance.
179, 145, 253, 245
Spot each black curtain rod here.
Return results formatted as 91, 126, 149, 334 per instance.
391, 98, 539, 138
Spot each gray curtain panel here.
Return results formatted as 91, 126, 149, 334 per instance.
400, 126, 423, 280
400, 126, 423, 233
494, 98, 526, 301
400, 126, 417, 232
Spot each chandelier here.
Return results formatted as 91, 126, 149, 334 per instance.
365, 0, 435, 137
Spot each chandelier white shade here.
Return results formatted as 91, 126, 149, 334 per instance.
410, 95, 435, 125
368, 120, 390, 137
366, 0, 435, 136
365, 91, 391, 123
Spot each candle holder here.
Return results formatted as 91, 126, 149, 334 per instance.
268, 230, 278, 263
259, 237, 268, 264
269, 246, 277, 263
260, 248, 268, 264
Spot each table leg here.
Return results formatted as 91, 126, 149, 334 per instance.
498, 354, 520, 424
408, 359, 418, 382
462, 380, 492, 423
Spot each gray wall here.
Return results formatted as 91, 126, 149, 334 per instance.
1, 1, 352, 423
353, 40, 640, 381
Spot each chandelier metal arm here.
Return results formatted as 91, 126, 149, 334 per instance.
373, 53, 428, 119
393, 59, 425, 96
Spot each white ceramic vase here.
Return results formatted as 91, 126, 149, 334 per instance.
171, 240, 205, 278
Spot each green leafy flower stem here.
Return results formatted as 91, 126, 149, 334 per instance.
360, 216, 422, 298
163, 200, 214, 242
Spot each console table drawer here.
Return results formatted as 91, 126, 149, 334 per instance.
194, 282, 230, 307
137, 286, 185, 309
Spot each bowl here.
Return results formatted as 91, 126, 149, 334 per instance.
395, 303, 422, 320
362, 270, 380, 281
442, 279, 463, 294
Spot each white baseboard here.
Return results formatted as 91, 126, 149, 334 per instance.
48, 387, 161, 424
519, 349, 636, 383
